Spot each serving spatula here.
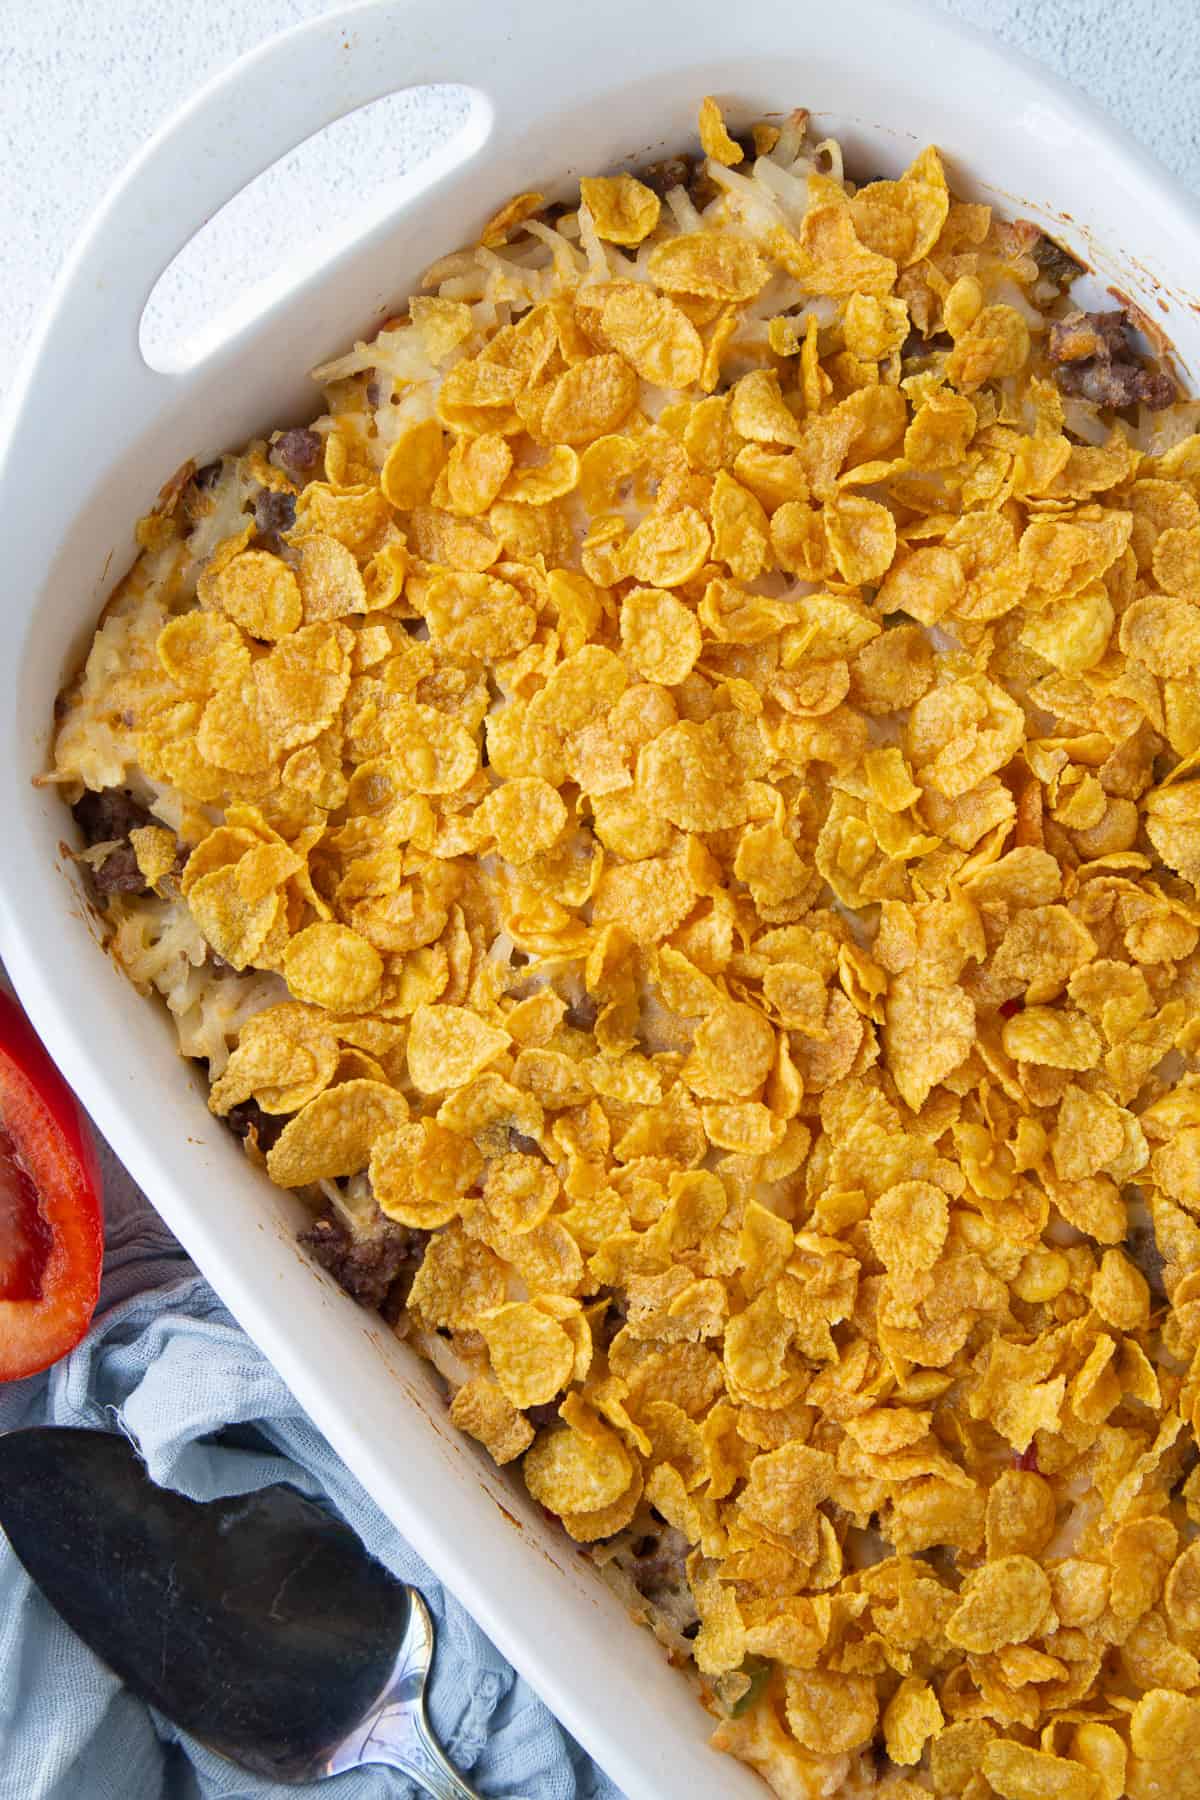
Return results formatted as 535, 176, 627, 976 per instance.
0, 1427, 480, 1797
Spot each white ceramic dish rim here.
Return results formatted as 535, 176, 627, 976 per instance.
2, 3, 1200, 1794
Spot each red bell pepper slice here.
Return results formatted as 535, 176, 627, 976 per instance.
0, 993, 103, 1380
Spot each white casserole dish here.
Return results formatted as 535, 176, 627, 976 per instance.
2, 3, 1199, 1792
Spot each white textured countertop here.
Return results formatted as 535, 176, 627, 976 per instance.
2, 0, 1197, 400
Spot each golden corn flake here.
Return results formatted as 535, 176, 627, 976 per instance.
711, 471, 771, 581
946, 1555, 1053, 1653
930, 1720, 998, 1794
783, 203, 898, 297
557, 1465, 644, 1544
883, 1677, 944, 1766
407, 1004, 510, 1094
985, 1468, 1056, 1560
698, 96, 744, 166
825, 493, 897, 584
647, 231, 770, 301
406, 296, 472, 363
1130, 1688, 1200, 1765
483, 1150, 558, 1234
384, 702, 478, 794
199, 548, 301, 641
1165, 1541, 1200, 1635
844, 291, 909, 360
423, 570, 536, 661
599, 285, 703, 389
448, 1375, 533, 1465
523, 1409, 633, 1513
879, 543, 964, 625
371, 1118, 480, 1228
187, 865, 283, 969
501, 445, 579, 506
1153, 523, 1200, 596
883, 975, 976, 1110
686, 1001, 775, 1100
252, 621, 352, 754
407, 504, 500, 571
623, 507, 712, 588
292, 482, 390, 555
945, 304, 1030, 392
579, 174, 661, 245
639, 712, 762, 831
445, 431, 513, 516
157, 611, 250, 693
1020, 582, 1114, 673
266, 1079, 409, 1186
542, 353, 639, 444
283, 921, 382, 1012
129, 825, 178, 890
478, 776, 567, 863
408, 1223, 506, 1332
1070, 1724, 1125, 1800
480, 1301, 575, 1408
981, 1742, 1099, 1800
730, 369, 805, 448
1145, 781, 1200, 883
479, 190, 544, 247
620, 587, 702, 686
381, 419, 445, 509
294, 532, 370, 623
784, 1668, 878, 1755
1120, 590, 1200, 676
905, 390, 977, 469
1002, 1006, 1101, 1070
869, 1179, 948, 1281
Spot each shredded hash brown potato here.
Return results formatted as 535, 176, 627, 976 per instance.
50, 94, 1200, 1796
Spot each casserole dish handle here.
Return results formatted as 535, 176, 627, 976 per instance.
19, 1, 490, 418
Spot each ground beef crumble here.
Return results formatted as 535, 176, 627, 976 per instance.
524, 1400, 562, 1430
1031, 231, 1086, 291
72, 788, 156, 896
622, 1523, 700, 1632
269, 427, 323, 478
72, 787, 151, 846
299, 1202, 430, 1312
1049, 307, 1176, 410
564, 994, 599, 1032
253, 487, 297, 540
636, 154, 694, 199
594, 1287, 629, 1349
1127, 1216, 1167, 1304
223, 1098, 289, 1157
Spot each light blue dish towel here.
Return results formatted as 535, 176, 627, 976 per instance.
0, 1137, 624, 1800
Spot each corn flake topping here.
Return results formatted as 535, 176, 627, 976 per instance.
53, 92, 1200, 1800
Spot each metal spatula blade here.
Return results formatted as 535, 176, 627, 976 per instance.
0, 1427, 480, 1797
